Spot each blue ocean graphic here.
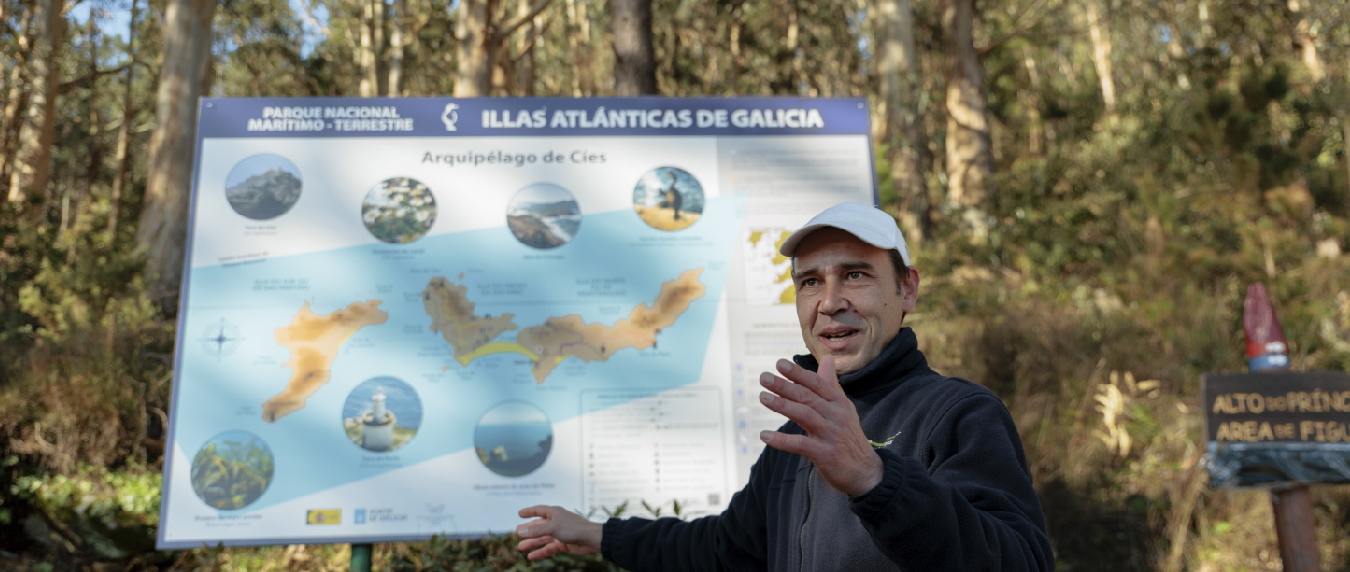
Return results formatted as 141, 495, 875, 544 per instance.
169, 195, 744, 511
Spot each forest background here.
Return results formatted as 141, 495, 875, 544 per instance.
1, 0, 1350, 568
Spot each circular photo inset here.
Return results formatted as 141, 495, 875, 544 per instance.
190, 430, 275, 511
632, 167, 704, 231
474, 401, 553, 477
225, 154, 303, 220
362, 177, 437, 243
507, 183, 582, 249
342, 376, 423, 453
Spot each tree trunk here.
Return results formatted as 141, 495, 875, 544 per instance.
135, 0, 217, 304
68, 17, 102, 260
388, 0, 405, 95
359, 0, 379, 96
491, 34, 514, 94
108, 0, 139, 235
1164, 7, 1191, 90
1288, 0, 1323, 82
562, 0, 592, 96
613, 0, 656, 95
515, 0, 537, 95
942, 0, 991, 218
1021, 46, 1045, 155
729, 15, 742, 94
7, 0, 65, 207
1342, 109, 1350, 204
0, 4, 37, 199
784, 0, 801, 93
1084, 0, 1116, 121
873, 0, 928, 242
455, 0, 494, 96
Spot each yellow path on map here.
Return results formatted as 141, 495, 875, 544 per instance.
262, 300, 388, 422
423, 269, 706, 383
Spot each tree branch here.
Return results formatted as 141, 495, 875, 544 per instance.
57, 63, 136, 94
494, 0, 553, 40
512, 12, 553, 57
978, 28, 1081, 56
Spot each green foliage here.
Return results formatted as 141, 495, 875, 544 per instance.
386, 535, 621, 572
12, 461, 162, 527
189, 437, 275, 511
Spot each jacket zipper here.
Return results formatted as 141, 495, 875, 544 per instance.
798, 464, 815, 572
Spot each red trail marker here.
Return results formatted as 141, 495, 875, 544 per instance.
1243, 282, 1319, 572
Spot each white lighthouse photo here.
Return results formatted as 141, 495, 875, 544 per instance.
343, 376, 423, 453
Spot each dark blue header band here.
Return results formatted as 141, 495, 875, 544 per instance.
197, 96, 870, 138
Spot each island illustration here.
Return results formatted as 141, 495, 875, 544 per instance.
261, 300, 389, 422
422, 269, 706, 383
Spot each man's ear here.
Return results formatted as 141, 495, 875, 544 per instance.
900, 267, 920, 313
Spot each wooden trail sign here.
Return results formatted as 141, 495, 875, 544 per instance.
1203, 370, 1350, 487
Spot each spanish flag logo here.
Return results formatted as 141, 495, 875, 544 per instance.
306, 509, 341, 525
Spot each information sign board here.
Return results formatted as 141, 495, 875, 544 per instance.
157, 96, 877, 548
1202, 371, 1350, 487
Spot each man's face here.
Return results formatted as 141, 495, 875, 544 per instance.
792, 228, 918, 376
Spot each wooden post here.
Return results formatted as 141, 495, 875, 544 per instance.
1243, 283, 1320, 572
1270, 485, 1319, 572
351, 543, 373, 572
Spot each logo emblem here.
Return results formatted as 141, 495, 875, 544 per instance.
306, 509, 341, 525
441, 103, 459, 131
868, 430, 902, 448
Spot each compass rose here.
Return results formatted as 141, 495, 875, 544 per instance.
198, 319, 243, 360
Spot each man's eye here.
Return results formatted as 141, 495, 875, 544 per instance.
800, 278, 817, 287
846, 271, 863, 280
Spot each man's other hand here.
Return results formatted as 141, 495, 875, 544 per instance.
758, 355, 885, 496
516, 505, 603, 560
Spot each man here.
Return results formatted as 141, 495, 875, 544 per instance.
516, 203, 1053, 571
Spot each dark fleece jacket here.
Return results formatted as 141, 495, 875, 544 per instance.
600, 328, 1053, 572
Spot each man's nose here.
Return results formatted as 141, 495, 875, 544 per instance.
818, 279, 849, 314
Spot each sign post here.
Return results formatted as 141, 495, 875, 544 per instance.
1203, 284, 1350, 571
351, 543, 372, 572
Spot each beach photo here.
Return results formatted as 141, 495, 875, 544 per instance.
632, 166, 704, 231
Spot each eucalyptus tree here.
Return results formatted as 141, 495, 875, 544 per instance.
4, 0, 66, 208
135, 0, 217, 304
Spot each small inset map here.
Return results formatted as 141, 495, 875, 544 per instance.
225, 154, 303, 220
507, 183, 581, 249
633, 167, 704, 231
362, 177, 437, 243
475, 401, 553, 477
742, 229, 795, 305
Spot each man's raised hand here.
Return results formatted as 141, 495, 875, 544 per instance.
515, 505, 603, 561
757, 355, 884, 496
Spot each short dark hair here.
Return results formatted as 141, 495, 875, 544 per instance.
887, 249, 910, 294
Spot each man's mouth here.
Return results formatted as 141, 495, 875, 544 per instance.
818, 327, 859, 349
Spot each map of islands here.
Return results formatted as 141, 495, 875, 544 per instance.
262, 300, 389, 422
422, 269, 706, 383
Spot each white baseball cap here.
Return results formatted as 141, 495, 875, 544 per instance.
778, 202, 911, 266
